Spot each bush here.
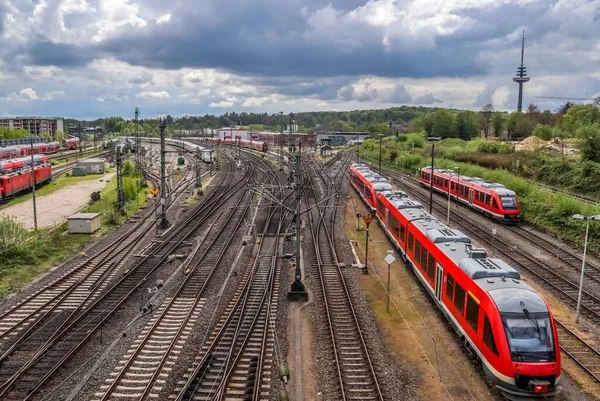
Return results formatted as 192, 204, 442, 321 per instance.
389, 150, 398, 162
477, 140, 514, 154
0, 216, 27, 253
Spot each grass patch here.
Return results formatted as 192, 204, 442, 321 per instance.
0, 171, 150, 299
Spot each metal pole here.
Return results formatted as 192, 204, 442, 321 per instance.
378, 135, 382, 175
30, 138, 38, 231
355, 136, 358, 163
575, 219, 589, 323
456, 169, 460, 207
279, 112, 283, 170
447, 172, 452, 224
387, 262, 391, 312
289, 142, 307, 301
363, 222, 370, 274
159, 118, 169, 229
430, 143, 435, 214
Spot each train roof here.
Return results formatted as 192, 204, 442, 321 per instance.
381, 194, 542, 306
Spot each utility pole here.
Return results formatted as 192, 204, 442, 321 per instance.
30, 138, 38, 231
196, 148, 203, 195
135, 107, 140, 170
77, 121, 82, 161
279, 111, 283, 170
289, 142, 308, 302
116, 144, 125, 215
158, 118, 170, 229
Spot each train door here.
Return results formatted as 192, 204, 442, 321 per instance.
435, 263, 443, 301
468, 189, 474, 204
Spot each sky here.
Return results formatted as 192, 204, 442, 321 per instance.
0, 0, 599, 119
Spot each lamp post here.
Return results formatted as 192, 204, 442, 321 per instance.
427, 137, 441, 215
355, 135, 359, 163
455, 166, 460, 207
572, 214, 600, 323
378, 134, 384, 175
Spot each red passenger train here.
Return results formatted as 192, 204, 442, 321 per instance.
206, 137, 268, 152
419, 166, 520, 222
0, 155, 52, 199
64, 138, 80, 150
349, 163, 392, 210
351, 164, 560, 399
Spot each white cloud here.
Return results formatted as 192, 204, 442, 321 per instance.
0, 88, 40, 102
19, 88, 38, 100
491, 86, 510, 108
136, 91, 171, 99
209, 100, 234, 108
43, 91, 65, 100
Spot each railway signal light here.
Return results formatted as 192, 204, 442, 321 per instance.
362, 212, 374, 274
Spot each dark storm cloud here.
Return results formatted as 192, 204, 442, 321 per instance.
10, 0, 488, 79
23, 40, 96, 68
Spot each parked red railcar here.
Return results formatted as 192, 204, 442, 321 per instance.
348, 163, 392, 210
419, 166, 520, 222
352, 166, 560, 398
0, 155, 52, 199
64, 137, 80, 150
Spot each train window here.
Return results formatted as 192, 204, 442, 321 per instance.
399, 224, 405, 243
408, 233, 414, 252
446, 274, 454, 301
420, 247, 427, 270
451, 182, 455, 191
377, 200, 386, 218
444, 179, 448, 188
485, 194, 491, 204
427, 255, 435, 281
466, 294, 479, 331
454, 284, 465, 315
492, 198, 498, 209
483, 315, 498, 356
415, 241, 422, 267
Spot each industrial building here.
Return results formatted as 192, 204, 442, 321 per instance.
74, 158, 106, 175
67, 213, 101, 234
0, 117, 64, 138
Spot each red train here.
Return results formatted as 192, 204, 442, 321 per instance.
419, 166, 520, 222
349, 163, 392, 210
0, 155, 52, 199
206, 137, 268, 152
0, 142, 60, 158
64, 138, 80, 150
350, 164, 560, 399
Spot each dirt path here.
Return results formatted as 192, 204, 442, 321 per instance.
0, 173, 115, 230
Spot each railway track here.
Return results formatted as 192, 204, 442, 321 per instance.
0, 155, 246, 400
555, 320, 600, 383
0, 158, 198, 348
306, 153, 384, 401
173, 153, 286, 401
94, 163, 255, 400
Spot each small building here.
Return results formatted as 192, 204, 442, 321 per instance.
68, 213, 100, 234
76, 158, 106, 174
320, 144, 332, 157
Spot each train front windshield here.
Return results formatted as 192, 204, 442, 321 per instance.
502, 313, 555, 362
500, 195, 518, 210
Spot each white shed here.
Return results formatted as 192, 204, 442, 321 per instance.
68, 213, 101, 234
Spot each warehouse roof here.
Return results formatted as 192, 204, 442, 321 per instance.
77, 158, 105, 164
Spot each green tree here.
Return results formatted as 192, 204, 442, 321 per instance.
507, 112, 534, 140
455, 111, 479, 140
562, 104, 600, 135
491, 113, 505, 137
431, 109, 456, 138
576, 123, 600, 163
533, 124, 554, 140
481, 104, 493, 138
54, 129, 65, 143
